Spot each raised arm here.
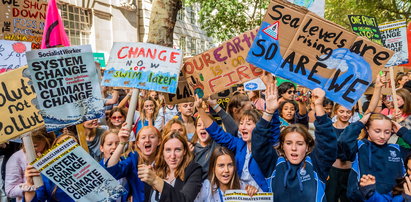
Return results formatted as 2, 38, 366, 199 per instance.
208, 97, 238, 136
252, 82, 281, 177
310, 88, 337, 181
194, 95, 241, 152
366, 74, 383, 114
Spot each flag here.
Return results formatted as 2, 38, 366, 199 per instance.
41, 0, 70, 49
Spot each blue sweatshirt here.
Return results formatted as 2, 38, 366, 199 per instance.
360, 184, 411, 202
105, 152, 145, 202
338, 121, 411, 201
205, 115, 280, 192
26, 175, 73, 202
252, 113, 337, 201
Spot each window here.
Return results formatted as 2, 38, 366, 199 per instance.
58, 3, 91, 45
190, 38, 196, 55
188, 6, 195, 24
179, 36, 186, 53
178, 7, 185, 21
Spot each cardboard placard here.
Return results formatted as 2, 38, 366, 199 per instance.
164, 71, 194, 105
0, 66, 44, 143
348, 15, 383, 45
0, 0, 47, 49
246, 0, 393, 109
183, 29, 263, 98
244, 78, 266, 91
0, 39, 31, 73
26, 45, 104, 132
224, 190, 273, 202
31, 138, 125, 201
102, 42, 183, 93
379, 20, 409, 66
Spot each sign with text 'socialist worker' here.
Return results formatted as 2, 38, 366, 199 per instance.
26, 45, 104, 132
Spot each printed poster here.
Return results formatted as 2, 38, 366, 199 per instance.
0, 66, 44, 143
0, 39, 31, 73
0, 0, 47, 49
102, 42, 183, 93
26, 45, 104, 132
183, 29, 263, 98
379, 19, 409, 66
244, 78, 266, 91
31, 138, 125, 201
348, 15, 383, 45
224, 190, 273, 202
246, 0, 393, 109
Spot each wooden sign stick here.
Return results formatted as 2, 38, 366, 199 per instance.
76, 124, 89, 153
389, 66, 399, 121
126, 89, 139, 131
22, 132, 43, 187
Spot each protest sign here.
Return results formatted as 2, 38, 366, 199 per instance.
31, 138, 125, 201
93, 52, 106, 68
102, 42, 183, 94
0, 0, 47, 49
26, 45, 104, 132
348, 15, 383, 45
0, 66, 44, 143
183, 29, 263, 98
246, 0, 393, 109
288, 0, 324, 17
224, 190, 273, 202
244, 78, 266, 91
0, 40, 31, 73
400, 22, 411, 67
164, 71, 194, 105
379, 20, 409, 66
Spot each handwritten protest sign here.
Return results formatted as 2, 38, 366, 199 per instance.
102, 42, 183, 93
164, 71, 194, 104
183, 29, 263, 98
0, 0, 47, 49
348, 15, 383, 45
246, 0, 393, 109
0, 66, 44, 143
26, 45, 104, 132
224, 190, 273, 202
244, 78, 266, 91
31, 138, 125, 201
379, 20, 409, 66
0, 40, 31, 73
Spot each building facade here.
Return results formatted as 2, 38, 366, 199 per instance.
58, 0, 213, 60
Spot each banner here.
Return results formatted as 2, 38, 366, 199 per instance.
288, 0, 324, 17
0, 40, 31, 73
246, 0, 393, 109
40, 0, 70, 49
102, 42, 183, 93
379, 20, 409, 66
0, 0, 47, 49
244, 78, 266, 91
0, 66, 44, 143
26, 45, 104, 132
31, 138, 125, 201
224, 190, 273, 202
348, 15, 383, 45
183, 29, 262, 98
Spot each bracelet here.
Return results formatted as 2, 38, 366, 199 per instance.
212, 104, 220, 110
264, 111, 274, 116
19, 184, 38, 192
120, 142, 127, 145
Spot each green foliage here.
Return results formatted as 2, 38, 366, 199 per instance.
186, 0, 270, 41
189, 0, 410, 42
325, 0, 411, 29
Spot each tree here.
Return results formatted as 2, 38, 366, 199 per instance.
147, 0, 182, 46
325, 0, 411, 29
186, 0, 269, 41
188, 0, 410, 42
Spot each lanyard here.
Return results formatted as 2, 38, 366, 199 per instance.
218, 188, 224, 202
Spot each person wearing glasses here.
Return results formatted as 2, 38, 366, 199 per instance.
277, 82, 308, 129
107, 107, 127, 130
278, 82, 297, 103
